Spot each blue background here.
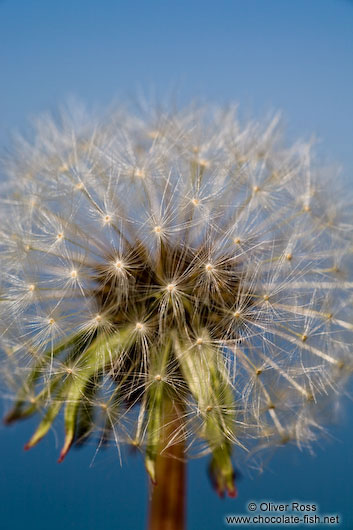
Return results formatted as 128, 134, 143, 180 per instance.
0, 1, 352, 529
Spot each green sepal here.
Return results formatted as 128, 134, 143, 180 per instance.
58, 327, 134, 462
145, 339, 172, 484
24, 327, 134, 456
24, 393, 67, 450
209, 444, 237, 498
4, 332, 88, 424
4, 371, 65, 424
173, 332, 236, 495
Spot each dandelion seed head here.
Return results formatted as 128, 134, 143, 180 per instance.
1, 102, 353, 497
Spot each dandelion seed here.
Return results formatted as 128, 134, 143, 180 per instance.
114, 260, 124, 270
198, 158, 209, 168
153, 225, 162, 234
134, 168, 145, 178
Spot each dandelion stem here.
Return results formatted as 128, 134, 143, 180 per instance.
148, 396, 186, 530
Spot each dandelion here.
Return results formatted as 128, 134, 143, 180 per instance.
1, 103, 353, 530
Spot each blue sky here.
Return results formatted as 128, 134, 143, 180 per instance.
1, 1, 352, 529
1, 0, 353, 174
